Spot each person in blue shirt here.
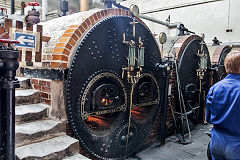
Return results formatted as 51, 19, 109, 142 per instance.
206, 51, 240, 160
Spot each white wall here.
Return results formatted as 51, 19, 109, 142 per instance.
121, 0, 240, 44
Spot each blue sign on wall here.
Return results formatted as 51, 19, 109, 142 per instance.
15, 32, 36, 49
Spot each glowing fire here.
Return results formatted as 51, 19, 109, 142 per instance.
101, 98, 112, 106
86, 116, 109, 127
131, 107, 148, 120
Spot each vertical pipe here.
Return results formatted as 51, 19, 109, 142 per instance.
21, 2, 26, 15
155, 63, 171, 145
160, 67, 170, 145
5, 88, 16, 160
60, 0, 68, 16
0, 64, 4, 158
11, 0, 14, 14
0, 48, 19, 160
80, 0, 89, 12
42, 0, 48, 21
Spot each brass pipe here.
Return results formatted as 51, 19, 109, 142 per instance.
80, 0, 89, 12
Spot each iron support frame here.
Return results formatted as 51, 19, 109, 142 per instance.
155, 61, 172, 145
0, 48, 20, 160
11, 0, 15, 14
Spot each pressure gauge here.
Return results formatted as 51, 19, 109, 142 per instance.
159, 32, 167, 44
129, 4, 140, 17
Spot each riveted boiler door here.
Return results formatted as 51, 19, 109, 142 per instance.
177, 37, 211, 123
178, 39, 210, 89
66, 15, 162, 159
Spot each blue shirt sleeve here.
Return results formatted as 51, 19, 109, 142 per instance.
206, 87, 214, 123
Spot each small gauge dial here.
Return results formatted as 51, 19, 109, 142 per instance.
159, 32, 167, 44
130, 4, 140, 17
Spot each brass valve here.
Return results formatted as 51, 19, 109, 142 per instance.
197, 34, 208, 80
122, 15, 144, 84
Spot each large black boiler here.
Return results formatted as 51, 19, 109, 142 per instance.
208, 45, 232, 84
162, 35, 211, 137
65, 11, 164, 159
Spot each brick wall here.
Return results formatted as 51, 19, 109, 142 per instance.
0, 26, 10, 39
31, 78, 52, 105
